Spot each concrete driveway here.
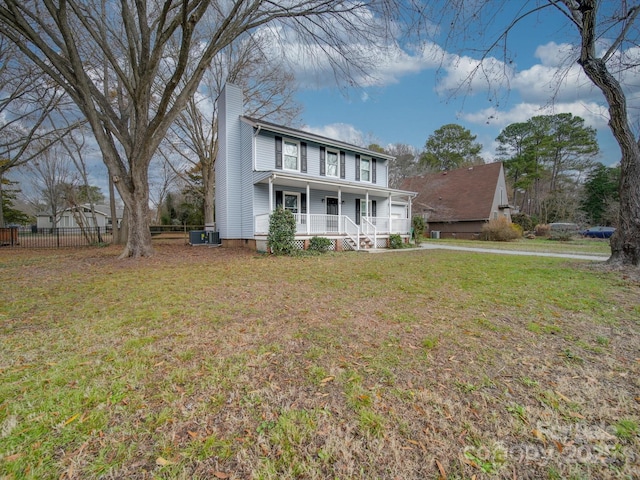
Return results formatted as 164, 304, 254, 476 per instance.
418, 243, 610, 261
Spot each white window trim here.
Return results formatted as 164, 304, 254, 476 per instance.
325, 149, 339, 178
360, 156, 371, 183
284, 191, 301, 214
283, 138, 300, 172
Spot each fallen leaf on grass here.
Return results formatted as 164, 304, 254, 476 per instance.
4, 453, 23, 462
63, 414, 79, 426
531, 429, 546, 444
435, 459, 446, 479
320, 376, 334, 384
156, 457, 175, 466
213, 472, 229, 479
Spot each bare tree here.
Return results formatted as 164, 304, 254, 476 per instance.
386, 143, 420, 189
0, 37, 80, 227
59, 127, 104, 243
0, 0, 410, 257
422, 0, 640, 266
165, 35, 302, 227
149, 153, 180, 225
29, 144, 72, 228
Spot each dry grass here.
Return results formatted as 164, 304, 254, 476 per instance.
0, 244, 639, 479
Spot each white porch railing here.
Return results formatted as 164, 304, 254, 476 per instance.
254, 213, 410, 236
343, 216, 359, 250
391, 218, 411, 235
361, 216, 377, 247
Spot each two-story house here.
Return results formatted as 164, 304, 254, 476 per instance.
216, 83, 416, 251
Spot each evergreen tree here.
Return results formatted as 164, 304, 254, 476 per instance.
581, 164, 619, 226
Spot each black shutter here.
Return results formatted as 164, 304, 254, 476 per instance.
275, 136, 282, 169
355, 154, 360, 181
319, 147, 326, 176
275, 190, 283, 208
301, 142, 307, 173
301, 193, 307, 214
340, 151, 345, 179
372, 200, 377, 217
372, 159, 377, 184
355, 199, 360, 225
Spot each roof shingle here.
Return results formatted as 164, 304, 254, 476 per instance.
400, 162, 503, 222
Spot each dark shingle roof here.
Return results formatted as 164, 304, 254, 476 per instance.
400, 162, 503, 222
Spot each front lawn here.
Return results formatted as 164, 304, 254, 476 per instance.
0, 245, 638, 479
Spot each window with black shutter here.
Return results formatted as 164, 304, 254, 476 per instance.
275, 136, 283, 169
275, 190, 283, 208
355, 154, 360, 181
301, 142, 307, 173
319, 147, 326, 176
340, 151, 345, 179
372, 159, 377, 184
355, 199, 360, 225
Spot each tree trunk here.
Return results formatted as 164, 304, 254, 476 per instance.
119, 193, 152, 258
577, 5, 640, 266
0, 175, 5, 228
115, 162, 153, 258
203, 166, 215, 226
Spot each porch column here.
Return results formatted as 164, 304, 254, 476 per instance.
268, 176, 273, 212
388, 192, 392, 234
306, 183, 310, 235
338, 188, 342, 233
365, 192, 369, 219
408, 194, 413, 235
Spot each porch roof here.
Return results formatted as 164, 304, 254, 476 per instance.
254, 171, 417, 200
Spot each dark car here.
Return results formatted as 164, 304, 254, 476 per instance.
581, 226, 616, 239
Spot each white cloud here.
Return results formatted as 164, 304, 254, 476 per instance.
434, 53, 513, 97
534, 42, 577, 67
302, 123, 365, 146
461, 101, 609, 131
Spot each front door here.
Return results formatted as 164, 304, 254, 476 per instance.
326, 197, 338, 232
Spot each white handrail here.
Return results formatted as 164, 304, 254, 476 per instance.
343, 216, 360, 250
361, 216, 377, 247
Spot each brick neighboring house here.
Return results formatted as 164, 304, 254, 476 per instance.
400, 162, 512, 239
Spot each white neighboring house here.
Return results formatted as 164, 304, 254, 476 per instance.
36, 204, 123, 230
216, 83, 417, 250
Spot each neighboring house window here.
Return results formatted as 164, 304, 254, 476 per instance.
326, 150, 339, 177
360, 157, 371, 182
284, 140, 299, 171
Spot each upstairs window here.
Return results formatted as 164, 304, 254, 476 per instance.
360, 157, 371, 182
284, 140, 299, 171
326, 150, 339, 177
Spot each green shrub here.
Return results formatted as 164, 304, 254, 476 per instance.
480, 217, 521, 241
389, 234, 404, 249
308, 236, 332, 252
511, 213, 534, 232
412, 215, 426, 245
267, 207, 296, 255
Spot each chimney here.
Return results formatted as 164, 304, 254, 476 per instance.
216, 84, 244, 240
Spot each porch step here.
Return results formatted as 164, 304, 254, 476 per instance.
347, 236, 374, 249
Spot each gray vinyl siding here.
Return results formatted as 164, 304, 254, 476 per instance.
217, 84, 244, 239
255, 132, 275, 171
253, 184, 270, 217
240, 121, 255, 237
253, 130, 389, 188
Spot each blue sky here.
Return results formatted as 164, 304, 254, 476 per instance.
291, 5, 634, 167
